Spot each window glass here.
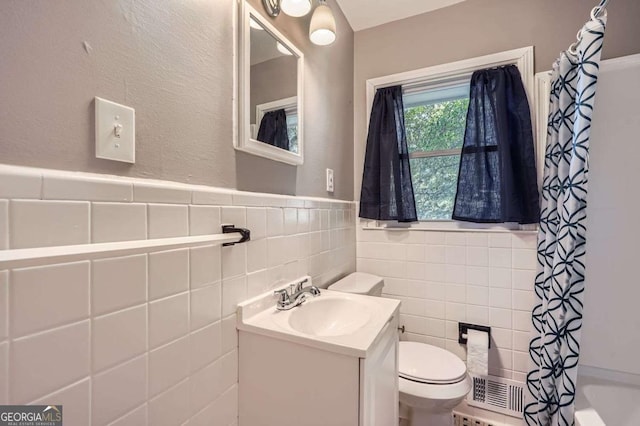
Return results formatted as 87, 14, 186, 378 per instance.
404, 83, 469, 221
286, 113, 298, 153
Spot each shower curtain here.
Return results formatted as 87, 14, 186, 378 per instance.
524, 11, 607, 426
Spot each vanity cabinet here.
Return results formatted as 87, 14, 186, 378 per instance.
238, 313, 399, 426
360, 315, 399, 426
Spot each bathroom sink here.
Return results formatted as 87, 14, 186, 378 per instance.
288, 297, 371, 336
236, 277, 400, 357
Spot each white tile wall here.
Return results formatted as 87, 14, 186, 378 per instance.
109, 403, 147, 426
133, 183, 192, 204
0, 165, 355, 426
43, 175, 132, 202
91, 354, 147, 425
0, 201, 7, 250
11, 320, 91, 403
32, 379, 91, 426
190, 283, 221, 330
148, 249, 189, 300
11, 262, 90, 337
147, 204, 189, 238
190, 245, 221, 288
149, 293, 190, 349
0, 341, 7, 404
0, 272, 7, 342
149, 378, 191, 426
189, 205, 221, 236
10, 200, 90, 249
92, 203, 147, 243
357, 225, 537, 382
0, 167, 42, 199
92, 304, 147, 372
92, 255, 147, 316
149, 336, 190, 398
190, 322, 222, 374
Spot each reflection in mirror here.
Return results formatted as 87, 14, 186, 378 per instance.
254, 96, 298, 153
249, 18, 299, 153
237, 2, 304, 165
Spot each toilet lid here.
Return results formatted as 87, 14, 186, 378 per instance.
399, 342, 467, 385
328, 272, 383, 295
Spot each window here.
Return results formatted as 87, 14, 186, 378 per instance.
286, 112, 299, 154
363, 47, 535, 229
255, 96, 299, 153
404, 83, 469, 220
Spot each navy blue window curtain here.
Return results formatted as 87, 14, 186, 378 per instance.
257, 109, 290, 150
453, 65, 539, 224
359, 85, 417, 222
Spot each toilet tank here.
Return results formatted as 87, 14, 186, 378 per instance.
328, 272, 384, 296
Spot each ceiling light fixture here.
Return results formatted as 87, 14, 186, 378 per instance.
261, 0, 336, 46
262, 0, 311, 17
309, 0, 336, 46
281, 0, 312, 17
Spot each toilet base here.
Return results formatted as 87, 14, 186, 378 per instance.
407, 407, 454, 426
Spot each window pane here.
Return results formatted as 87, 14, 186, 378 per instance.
410, 155, 460, 220
405, 97, 469, 152
286, 114, 298, 153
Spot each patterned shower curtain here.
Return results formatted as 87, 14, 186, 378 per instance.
524, 12, 607, 426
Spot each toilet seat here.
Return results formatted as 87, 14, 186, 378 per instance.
399, 375, 472, 405
399, 342, 467, 385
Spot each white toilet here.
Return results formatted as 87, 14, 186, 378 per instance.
329, 272, 472, 426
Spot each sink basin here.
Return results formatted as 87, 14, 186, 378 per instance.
237, 277, 401, 357
288, 297, 371, 336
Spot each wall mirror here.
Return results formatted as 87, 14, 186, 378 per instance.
236, 1, 304, 165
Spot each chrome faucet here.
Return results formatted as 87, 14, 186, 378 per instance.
274, 278, 321, 311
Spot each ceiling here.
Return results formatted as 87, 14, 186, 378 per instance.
335, 0, 467, 31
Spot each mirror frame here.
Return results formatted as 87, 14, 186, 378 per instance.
236, 1, 305, 166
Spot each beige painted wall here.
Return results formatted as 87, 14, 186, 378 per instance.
0, 0, 354, 200
250, 56, 297, 123
353, 0, 640, 198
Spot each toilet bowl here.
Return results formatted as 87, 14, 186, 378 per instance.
398, 341, 471, 425
329, 273, 472, 426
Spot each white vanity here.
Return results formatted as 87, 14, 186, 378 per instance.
237, 279, 400, 426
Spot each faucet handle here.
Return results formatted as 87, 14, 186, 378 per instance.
295, 278, 309, 292
274, 289, 289, 304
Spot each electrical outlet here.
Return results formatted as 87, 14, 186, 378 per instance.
326, 168, 334, 192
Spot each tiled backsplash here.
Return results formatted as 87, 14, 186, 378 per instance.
0, 165, 355, 426
356, 223, 537, 384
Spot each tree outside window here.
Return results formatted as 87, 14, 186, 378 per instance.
404, 84, 469, 220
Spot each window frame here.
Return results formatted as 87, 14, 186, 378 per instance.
361, 46, 537, 232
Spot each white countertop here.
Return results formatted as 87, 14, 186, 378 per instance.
237, 288, 400, 358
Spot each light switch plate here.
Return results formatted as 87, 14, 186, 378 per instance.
326, 168, 334, 192
95, 97, 135, 163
